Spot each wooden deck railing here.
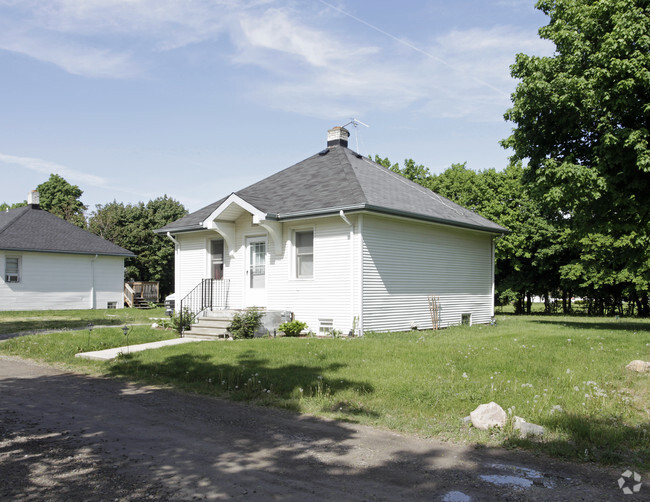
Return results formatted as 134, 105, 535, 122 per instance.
124, 282, 136, 308
124, 281, 160, 308
133, 281, 160, 302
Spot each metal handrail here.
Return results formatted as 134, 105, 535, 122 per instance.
179, 279, 229, 336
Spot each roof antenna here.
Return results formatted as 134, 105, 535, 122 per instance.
342, 118, 369, 153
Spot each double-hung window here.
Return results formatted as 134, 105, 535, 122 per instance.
5, 256, 20, 283
295, 230, 313, 279
210, 240, 224, 280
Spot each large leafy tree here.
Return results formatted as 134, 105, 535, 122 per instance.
503, 0, 650, 315
36, 174, 87, 228
88, 196, 187, 297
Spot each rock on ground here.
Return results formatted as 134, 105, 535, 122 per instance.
470, 402, 507, 430
626, 360, 650, 373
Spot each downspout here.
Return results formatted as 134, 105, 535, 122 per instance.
358, 214, 364, 336
166, 232, 179, 245
167, 232, 180, 312
339, 210, 355, 335
90, 254, 98, 309
491, 234, 504, 318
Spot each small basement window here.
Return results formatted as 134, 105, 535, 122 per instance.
107, 301, 117, 309
461, 313, 472, 326
319, 318, 334, 335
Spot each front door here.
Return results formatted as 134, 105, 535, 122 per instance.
245, 236, 267, 307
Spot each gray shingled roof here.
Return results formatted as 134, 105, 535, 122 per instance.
157, 145, 507, 234
0, 205, 134, 257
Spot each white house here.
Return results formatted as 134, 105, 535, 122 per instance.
157, 127, 507, 335
0, 192, 134, 311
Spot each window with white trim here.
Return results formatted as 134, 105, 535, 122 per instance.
295, 230, 313, 279
319, 319, 333, 335
5, 256, 20, 283
210, 239, 224, 280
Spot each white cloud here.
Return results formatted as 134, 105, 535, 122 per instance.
0, 153, 108, 187
0, 0, 556, 118
0, 0, 246, 78
238, 8, 377, 68
0, 33, 141, 78
234, 13, 549, 121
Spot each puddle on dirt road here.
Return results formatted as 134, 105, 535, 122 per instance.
442, 491, 471, 502
480, 463, 556, 489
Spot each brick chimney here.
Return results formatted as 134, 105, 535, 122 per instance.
28, 190, 40, 208
327, 126, 350, 148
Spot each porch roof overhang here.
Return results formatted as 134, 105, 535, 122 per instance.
201, 193, 283, 255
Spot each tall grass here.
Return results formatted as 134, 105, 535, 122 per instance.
1, 314, 648, 469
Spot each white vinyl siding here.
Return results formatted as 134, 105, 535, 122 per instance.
173, 211, 494, 335
268, 216, 356, 335
361, 214, 494, 332
0, 251, 125, 311
175, 230, 213, 303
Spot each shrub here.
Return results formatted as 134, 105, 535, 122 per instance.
170, 307, 194, 334
278, 320, 307, 337
228, 309, 264, 339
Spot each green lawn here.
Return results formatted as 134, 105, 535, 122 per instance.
0, 307, 168, 335
1, 313, 648, 470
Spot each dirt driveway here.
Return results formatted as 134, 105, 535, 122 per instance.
0, 356, 642, 501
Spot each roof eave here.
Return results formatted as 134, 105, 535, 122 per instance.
153, 225, 202, 235
0, 247, 135, 257
363, 205, 510, 235
275, 204, 508, 234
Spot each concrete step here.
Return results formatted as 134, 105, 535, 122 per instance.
189, 325, 228, 335
184, 333, 228, 340
194, 318, 231, 329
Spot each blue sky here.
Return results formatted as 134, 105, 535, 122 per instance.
0, 0, 553, 214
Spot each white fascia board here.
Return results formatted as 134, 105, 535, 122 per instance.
201, 193, 266, 227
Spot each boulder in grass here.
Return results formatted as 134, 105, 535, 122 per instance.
626, 360, 650, 373
470, 402, 507, 430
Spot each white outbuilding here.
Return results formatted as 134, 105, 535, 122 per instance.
0, 192, 134, 311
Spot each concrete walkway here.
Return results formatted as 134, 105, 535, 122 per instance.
75, 338, 207, 361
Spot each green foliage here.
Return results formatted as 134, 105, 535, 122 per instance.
503, 0, 650, 315
170, 307, 195, 335
88, 195, 187, 296
278, 320, 308, 337
36, 174, 87, 228
374, 155, 431, 184
0, 201, 27, 211
228, 308, 264, 339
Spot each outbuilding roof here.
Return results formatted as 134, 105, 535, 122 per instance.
0, 205, 134, 257
157, 135, 507, 235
